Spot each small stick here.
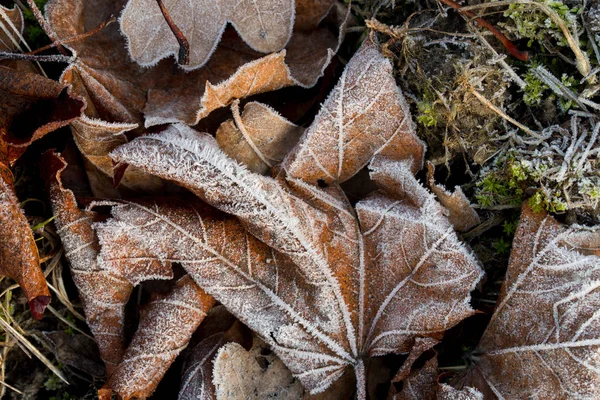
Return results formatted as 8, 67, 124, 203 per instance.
155, 0, 189, 65
25, 0, 68, 56
438, 0, 529, 61
27, 15, 115, 55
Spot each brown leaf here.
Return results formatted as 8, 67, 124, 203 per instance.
393, 356, 438, 400
0, 162, 50, 319
101, 275, 215, 400
213, 338, 305, 400
43, 151, 134, 373
120, 0, 295, 69
216, 101, 304, 174
0, 66, 84, 165
0, 5, 23, 52
283, 38, 425, 185
466, 204, 600, 398
426, 162, 480, 232
392, 337, 439, 383
46, 0, 348, 128
108, 120, 482, 396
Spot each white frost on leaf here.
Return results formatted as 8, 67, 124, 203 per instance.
469, 206, 600, 399
120, 0, 294, 70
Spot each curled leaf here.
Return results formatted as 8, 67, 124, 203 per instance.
216, 101, 304, 174
0, 163, 50, 319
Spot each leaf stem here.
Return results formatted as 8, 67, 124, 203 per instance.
355, 359, 366, 400
155, 0, 190, 65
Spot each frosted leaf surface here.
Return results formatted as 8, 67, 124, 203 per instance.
283, 38, 425, 185
179, 306, 248, 400
102, 275, 215, 400
467, 205, 600, 398
0, 163, 50, 319
357, 158, 483, 356
437, 385, 483, 400
392, 357, 437, 400
213, 339, 304, 400
46, 0, 347, 128
216, 101, 304, 174
109, 124, 482, 394
120, 0, 294, 70
43, 151, 132, 374
426, 162, 480, 232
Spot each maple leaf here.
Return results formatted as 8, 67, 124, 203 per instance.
120, 0, 295, 69
464, 204, 600, 399
103, 39, 482, 397
0, 162, 50, 320
216, 101, 304, 174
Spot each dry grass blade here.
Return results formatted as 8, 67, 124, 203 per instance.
0, 316, 69, 385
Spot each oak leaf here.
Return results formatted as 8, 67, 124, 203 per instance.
120, 0, 295, 69
465, 204, 600, 399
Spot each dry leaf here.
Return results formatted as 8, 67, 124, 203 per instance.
283, 38, 424, 185
0, 5, 23, 52
46, 0, 348, 127
391, 337, 438, 383
466, 204, 600, 398
0, 66, 84, 165
213, 338, 304, 400
437, 384, 483, 400
43, 151, 133, 373
120, 0, 294, 69
426, 162, 480, 232
393, 356, 438, 400
107, 122, 483, 395
216, 101, 304, 174
179, 306, 250, 400
101, 275, 215, 400
0, 163, 50, 319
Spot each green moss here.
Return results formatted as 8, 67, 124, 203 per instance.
492, 237, 512, 255
416, 101, 438, 127
523, 69, 549, 106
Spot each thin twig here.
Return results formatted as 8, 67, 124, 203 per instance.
24, 0, 68, 55
461, 0, 592, 80
155, 0, 189, 65
438, 0, 529, 61
0, 52, 74, 62
27, 15, 115, 55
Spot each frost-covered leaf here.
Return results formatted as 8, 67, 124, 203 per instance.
426, 162, 480, 232
216, 101, 304, 174
0, 162, 50, 319
43, 151, 133, 374
108, 123, 482, 395
283, 38, 424, 185
392, 356, 437, 400
46, 0, 348, 130
101, 275, 215, 400
179, 306, 249, 400
466, 205, 600, 398
121, 0, 294, 69
437, 385, 483, 400
213, 338, 304, 400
